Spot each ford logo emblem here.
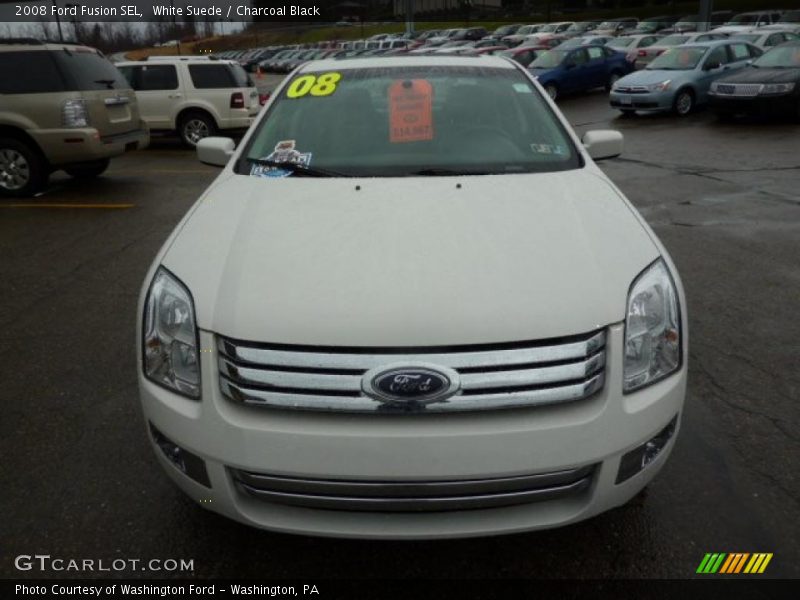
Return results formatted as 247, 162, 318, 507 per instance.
362, 363, 460, 407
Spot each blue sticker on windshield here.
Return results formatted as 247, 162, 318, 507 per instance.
250, 140, 313, 178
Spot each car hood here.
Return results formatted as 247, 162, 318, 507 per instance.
618, 68, 692, 86
528, 67, 559, 77
162, 171, 659, 346
718, 66, 800, 84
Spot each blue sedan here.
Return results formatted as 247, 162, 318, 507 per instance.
528, 45, 634, 100
609, 40, 762, 116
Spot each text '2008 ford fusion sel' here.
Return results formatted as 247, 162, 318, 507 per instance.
137, 55, 687, 539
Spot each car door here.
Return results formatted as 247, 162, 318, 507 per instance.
120, 64, 181, 130
561, 48, 589, 93
584, 46, 608, 89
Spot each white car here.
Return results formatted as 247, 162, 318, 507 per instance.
137, 55, 687, 539
729, 28, 799, 49
712, 10, 784, 35
117, 57, 260, 147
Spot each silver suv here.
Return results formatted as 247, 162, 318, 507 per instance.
0, 39, 149, 197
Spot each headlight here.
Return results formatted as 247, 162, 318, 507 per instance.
624, 259, 681, 393
759, 82, 795, 95
143, 268, 200, 399
646, 80, 671, 92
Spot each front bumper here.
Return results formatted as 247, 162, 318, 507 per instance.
709, 93, 799, 117
138, 324, 686, 539
31, 126, 149, 166
610, 89, 673, 112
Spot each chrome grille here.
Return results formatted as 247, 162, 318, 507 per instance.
230, 464, 596, 512
714, 83, 762, 97
615, 86, 650, 94
217, 329, 606, 413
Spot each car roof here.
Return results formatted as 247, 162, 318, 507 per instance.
297, 55, 517, 72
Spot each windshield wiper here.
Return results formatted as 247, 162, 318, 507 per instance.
247, 158, 348, 178
410, 168, 493, 176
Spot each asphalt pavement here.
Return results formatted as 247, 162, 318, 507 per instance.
1, 86, 798, 580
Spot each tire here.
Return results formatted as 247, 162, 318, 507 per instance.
544, 83, 558, 101
605, 71, 622, 92
64, 158, 110, 179
672, 89, 695, 117
0, 137, 47, 198
179, 111, 216, 148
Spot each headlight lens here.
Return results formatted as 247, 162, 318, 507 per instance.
624, 259, 681, 393
759, 82, 795, 95
646, 80, 671, 92
143, 268, 200, 399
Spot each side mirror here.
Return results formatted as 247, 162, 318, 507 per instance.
197, 137, 235, 167
582, 130, 624, 160
704, 61, 721, 71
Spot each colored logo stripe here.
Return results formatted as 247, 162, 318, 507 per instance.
698, 553, 773, 574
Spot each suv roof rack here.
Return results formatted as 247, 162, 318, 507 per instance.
141, 55, 218, 61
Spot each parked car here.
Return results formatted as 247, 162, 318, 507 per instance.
662, 12, 734, 34
557, 35, 615, 49
635, 32, 728, 69
502, 24, 545, 47
709, 41, 800, 119
761, 10, 800, 33
140, 54, 687, 538
537, 22, 575, 35
0, 39, 148, 197
491, 24, 524, 37
592, 18, 639, 37
633, 15, 681, 34
529, 45, 634, 100
116, 57, 259, 147
499, 45, 549, 67
606, 35, 662, 64
729, 29, 799, 50
713, 11, 784, 35
563, 21, 601, 38
523, 34, 569, 49
610, 40, 762, 116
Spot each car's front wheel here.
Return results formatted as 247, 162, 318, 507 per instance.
64, 159, 110, 179
0, 137, 47, 198
673, 89, 695, 117
179, 112, 216, 148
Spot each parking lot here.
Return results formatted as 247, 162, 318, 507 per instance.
2, 79, 799, 579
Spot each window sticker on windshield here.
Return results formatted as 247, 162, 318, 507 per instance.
389, 79, 434, 143
285, 72, 342, 98
513, 83, 533, 94
250, 140, 312, 178
530, 143, 567, 155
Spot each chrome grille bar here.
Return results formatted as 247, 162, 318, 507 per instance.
231, 465, 596, 512
217, 329, 607, 413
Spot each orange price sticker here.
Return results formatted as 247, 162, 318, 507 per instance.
388, 79, 434, 143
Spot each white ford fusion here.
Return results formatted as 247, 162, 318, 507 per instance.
137, 56, 687, 538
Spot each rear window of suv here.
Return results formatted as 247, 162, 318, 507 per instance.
51, 49, 130, 90
188, 63, 252, 89
0, 51, 66, 93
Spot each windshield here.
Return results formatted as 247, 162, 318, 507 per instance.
530, 50, 567, 68
608, 37, 635, 48
659, 35, 690, 46
727, 14, 758, 25
732, 34, 760, 43
539, 24, 558, 33
597, 21, 619, 29
779, 11, 800, 23
648, 46, 708, 70
636, 22, 659, 32
753, 44, 800, 68
238, 66, 579, 178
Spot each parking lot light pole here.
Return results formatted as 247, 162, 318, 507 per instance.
65, 3, 80, 42
698, 0, 713, 32
51, 0, 64, 41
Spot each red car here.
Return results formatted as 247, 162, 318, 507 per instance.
498, 45, 550, 67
